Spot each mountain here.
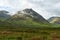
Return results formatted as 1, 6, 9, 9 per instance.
0, 9, 54, 29
48, 17, 60, 24
12, 9, 48, 23
0, 10, 10, 20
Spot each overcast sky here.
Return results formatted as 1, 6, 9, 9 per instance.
0, 0, 60, 19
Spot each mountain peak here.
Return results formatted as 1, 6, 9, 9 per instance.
12, 8, 48, 23
22, 8, 34, 13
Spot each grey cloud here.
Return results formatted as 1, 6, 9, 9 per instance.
28, 0, 60, 17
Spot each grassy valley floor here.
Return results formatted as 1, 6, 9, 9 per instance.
0, 28, 60, 40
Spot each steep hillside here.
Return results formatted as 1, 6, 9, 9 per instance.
11, 9, 48, 23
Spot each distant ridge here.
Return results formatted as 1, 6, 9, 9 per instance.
0, 10, 10, 20
48, 17, 60, 24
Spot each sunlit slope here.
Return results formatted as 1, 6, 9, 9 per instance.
48, 17, 60, 24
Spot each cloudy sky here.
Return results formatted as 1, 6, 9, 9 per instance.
0, 0, 60, 19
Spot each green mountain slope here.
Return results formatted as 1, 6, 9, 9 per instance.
0, 9, 50, 29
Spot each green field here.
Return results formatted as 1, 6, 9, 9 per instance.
0, 28, 60, 40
